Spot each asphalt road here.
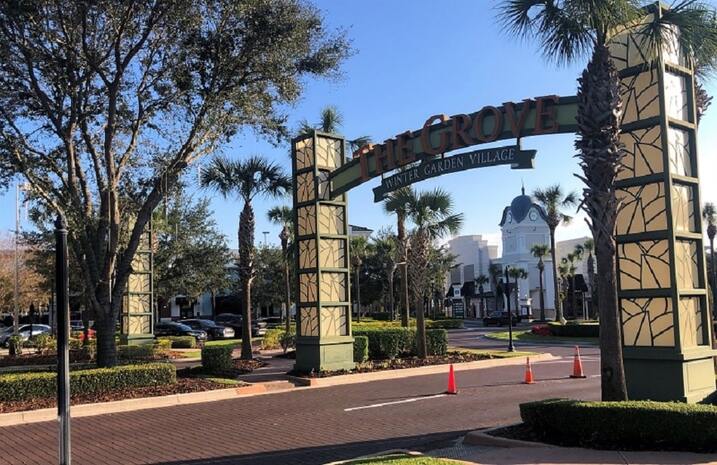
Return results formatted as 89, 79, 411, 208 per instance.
0, 325, 600, 465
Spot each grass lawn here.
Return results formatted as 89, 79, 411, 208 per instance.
203, 339, 243, 348
175, 350, 201, 359
344, 454, 464, 465
487, 329, 597, 345
450, 347, 537, 358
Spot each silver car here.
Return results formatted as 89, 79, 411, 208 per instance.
0, 324, 51, 347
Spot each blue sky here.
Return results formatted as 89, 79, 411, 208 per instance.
2, 0, 717, 251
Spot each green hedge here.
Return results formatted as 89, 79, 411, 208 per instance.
548, 321, 599, 338
0, 363, 176, 402
426, 329, 448, 355
520, 399, 717, 451
353, 328, 448, 359
201, 345, 234, 374
427, 319, 464, 329
353, 336, 369, 363
160, 336, 196, 349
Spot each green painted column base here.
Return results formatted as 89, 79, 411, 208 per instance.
624, 348, 716, 403
295, 336, 355, 373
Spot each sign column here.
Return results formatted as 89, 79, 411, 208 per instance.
610, 9, 716, 402
120, 223, 155, 345
292, 131, 355, 372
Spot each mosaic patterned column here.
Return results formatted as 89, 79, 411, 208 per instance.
120, 223, 155, 345
292, 131, 354, 372
610, 9, 716, 401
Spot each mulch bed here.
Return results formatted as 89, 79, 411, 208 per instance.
289, 350, 496, 378
0, 377, 239, 414
0, 351, 92, 368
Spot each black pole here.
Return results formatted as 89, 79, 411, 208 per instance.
55, 215, 71, 465
505, 267, 515, 352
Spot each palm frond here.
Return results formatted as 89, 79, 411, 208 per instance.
319, 105, 344, 133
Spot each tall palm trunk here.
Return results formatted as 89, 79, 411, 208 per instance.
408, 230, 429, 358
575, 43, 627, 401
397, 212, 409, 327
538, 263, 546, 321
549, 229, 564, 323
354, 266, 361, 323
571, 274, 578, 320
238, 202, 255, 360
387, 266, 396, 320
280, 226, 291, 335
587, 253, 596, 318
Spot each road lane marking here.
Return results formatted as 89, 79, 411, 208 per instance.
344, 394, 447, 412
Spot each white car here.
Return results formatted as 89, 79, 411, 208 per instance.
0, 324, 51, 347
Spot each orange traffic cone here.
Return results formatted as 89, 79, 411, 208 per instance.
570, 345, 586, 378
523, 357, 534, 384
445, 364, 458, 394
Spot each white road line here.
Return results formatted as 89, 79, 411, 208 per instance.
344, 394, 447, 412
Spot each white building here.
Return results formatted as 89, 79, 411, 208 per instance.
496, 187, 556, 319
556, 236, 591, 277
446, 235, 499, 284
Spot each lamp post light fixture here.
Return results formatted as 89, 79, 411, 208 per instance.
504, 266, 515, 353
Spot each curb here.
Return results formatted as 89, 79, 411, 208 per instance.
0, 382, 290, 428
482, 334, 599, 347
287, 353, 557, 387
463, 424, 552, 449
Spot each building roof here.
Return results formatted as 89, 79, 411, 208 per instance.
498, 186, 549, 226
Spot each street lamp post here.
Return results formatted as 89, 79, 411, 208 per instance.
504, 266, 515, 352
55, 215, 71, 465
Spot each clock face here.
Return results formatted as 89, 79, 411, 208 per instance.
529, 210, 538, 221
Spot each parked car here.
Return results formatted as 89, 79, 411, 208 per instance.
259, 317, 283, 329
70, 320, 96, 341
180, 319, 234, 340
155, 321, 207, 342
0, 324, 51, 347
482, 311, 518, 327
214, 313, 267, 337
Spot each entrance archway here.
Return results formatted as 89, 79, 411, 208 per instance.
290, 22, 715, 402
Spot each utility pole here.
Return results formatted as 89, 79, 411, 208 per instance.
13, 182, 22, 335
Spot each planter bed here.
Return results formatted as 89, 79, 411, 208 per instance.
0, 376, 245, 414
289, 350, 524, 378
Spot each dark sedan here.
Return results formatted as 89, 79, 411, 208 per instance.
155, 321, 207, 342
214, 313, 267, 337
180, 319, 234, 340
482, 311, 519, 327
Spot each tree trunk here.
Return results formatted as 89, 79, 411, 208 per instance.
549, 229, 564, 323
95, 307, 117, 367
575, 43, 627, 401
415, 295, 427, 358
387, 271, 395, 321
538, 267, 545, 322
571, 275, 577, 320
397, 213, 409, 327
355, 267, 361, 323
238, 202, 255, 361
710, 236, 716, 319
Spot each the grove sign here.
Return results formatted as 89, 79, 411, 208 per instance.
328, 95, 578, 198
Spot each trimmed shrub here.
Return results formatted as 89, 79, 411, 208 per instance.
354, 327, 448, 359
201, 345, 233, 374
520, 399, 717, 452
261, 328, 284, 350
117, 343, 163, 360
354, 328, 414, 359
280, 331, 296, 353
0, 363, 176, 402
427, 319, 464, 330
353, 335, 369, 363
548, 321, 599, 338
531, 324, 551, 336
368, 312, 392, 321
31, 334, 56, 354
163, 336, 196, 349
154, 338, 172, 351
8, 336, 23, 356
426, 329, 448, 356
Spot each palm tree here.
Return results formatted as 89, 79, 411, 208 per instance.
475, 274, 490, 318
583, 238, 596, 318
384, 187, 414, 327
268, 205, 294, 334
406, 188, 463, 358
533, 185, 577, 324
298, 105, 371, 153
426, 246, 458, 319
201, 156, 291, 360
507, 267, 528, 317
350, 236, 369, 322
371, 229, 399, 320
500, 0, 717, 403
489, 263, 503, 312
704, 203, 717, 318
530, 244, 550, 322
